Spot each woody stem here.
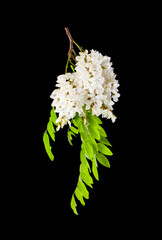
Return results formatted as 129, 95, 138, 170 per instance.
64, 27, 74, 58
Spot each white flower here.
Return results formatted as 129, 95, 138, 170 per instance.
50, 49, 120, 129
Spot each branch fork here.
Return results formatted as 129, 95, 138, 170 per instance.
64, 27, 83, 73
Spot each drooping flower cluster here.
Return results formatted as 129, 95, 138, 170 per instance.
50, 49, 120, 129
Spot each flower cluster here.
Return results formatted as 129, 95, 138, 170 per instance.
50, 49, 120, 129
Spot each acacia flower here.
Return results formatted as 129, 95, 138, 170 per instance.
43, 28, 120, 215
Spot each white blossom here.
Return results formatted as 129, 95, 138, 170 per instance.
50, 49, 120, 129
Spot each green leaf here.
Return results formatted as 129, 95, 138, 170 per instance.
67, 129, 73, 146
88, 134, 98, 153
49, 117, 55, 133
98, 136, 112, 147
74, 113, 82, 128
79, 124, 88, 143
47, 120, 55, 141
80, 147, 91, 172
92, 157, 99, 180
83, 142, 94, 160
80, 163, 93, 188
70, 131, 76, 137
98, 143, 113, 155
50, 108, 58, 126
86, 113, 99, 128
70, 64, 75, 72
71, 118, 77, 127
92, 115, 102, 125
78, 180, 89, 199
70, 195, 78, 215
82, 104, 86, 113
88, 124, 100, 140
67, 126, 78, 146
97, 125, 107, 137
70, 126, 79, 134
43, 131, 49, 146
43, 132, 54, 161
80, 172, 93, 188
80, 162, 89, 175
75, 187, 85, 206
96, 152, 110, 168
79, 128, 85, 142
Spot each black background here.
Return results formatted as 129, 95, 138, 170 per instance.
7, 2, 148, 228
29, 20, 134, 217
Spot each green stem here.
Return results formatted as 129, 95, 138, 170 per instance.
69, 60, 75, 67
73, 49, 77, 58
65, 53, 70, 74
73, 40, 83, 52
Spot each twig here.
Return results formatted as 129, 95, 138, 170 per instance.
64, 27, 74, 58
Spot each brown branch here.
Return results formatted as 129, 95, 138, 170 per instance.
64, 27, 74, 58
